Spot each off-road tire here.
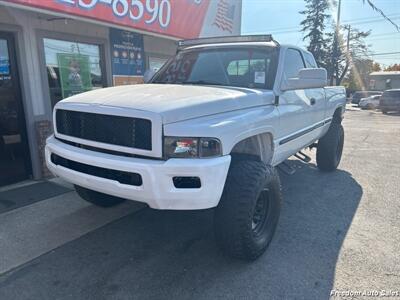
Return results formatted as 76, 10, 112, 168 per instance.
214, 160, 282, 261
316, 122, 344, 172
74, 185, 126, 207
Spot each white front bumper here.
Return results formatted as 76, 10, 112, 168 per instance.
45, 136, 231, 210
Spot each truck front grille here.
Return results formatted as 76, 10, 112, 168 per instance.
56, 109, 152, 150
51, 153, 143, 186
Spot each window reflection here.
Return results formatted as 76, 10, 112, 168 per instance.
43, 38, 104, 108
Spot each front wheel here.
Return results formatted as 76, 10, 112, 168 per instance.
316, 122, 344, 172
214, 160, 282, 261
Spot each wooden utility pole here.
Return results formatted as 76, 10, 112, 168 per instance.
337, 24, 351, 85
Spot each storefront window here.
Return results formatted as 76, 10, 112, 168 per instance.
43, 38, 105, 108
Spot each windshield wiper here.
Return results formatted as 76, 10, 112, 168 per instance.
181, 80, 224, 86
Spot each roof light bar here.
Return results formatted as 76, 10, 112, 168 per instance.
177, 35, 277, 50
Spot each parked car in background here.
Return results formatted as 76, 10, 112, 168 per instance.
359, 95, 381, 110
380, 89, 400, 114
351, 91, 383, 105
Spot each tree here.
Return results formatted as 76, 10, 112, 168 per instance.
328, 0, 397, 85
300, 0, 331, 68
343, 58, 376, 92
372, 62, 382, 72
326, 25, 371, 85
384, 64, 400, 71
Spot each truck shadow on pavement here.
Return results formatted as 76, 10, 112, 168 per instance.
382, 112, 400, 117
0, 160, 363, 300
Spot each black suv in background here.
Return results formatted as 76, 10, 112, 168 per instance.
351, 91, 383, 105
380, 89, 400, 114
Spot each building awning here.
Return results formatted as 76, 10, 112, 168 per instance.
1, 0, 242, 39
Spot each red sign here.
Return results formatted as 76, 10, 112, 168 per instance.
9, 0, 212, 39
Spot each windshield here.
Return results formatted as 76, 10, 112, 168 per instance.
151, 47, 279, 90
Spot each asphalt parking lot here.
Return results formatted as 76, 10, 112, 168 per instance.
0, 107, 399, 300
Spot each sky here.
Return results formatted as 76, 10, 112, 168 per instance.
241, 0, 400, 68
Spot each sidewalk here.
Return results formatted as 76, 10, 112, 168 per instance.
0, 180, 144, 275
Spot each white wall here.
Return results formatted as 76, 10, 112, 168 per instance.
370, 76, 400, 91
0, 5, 176, 179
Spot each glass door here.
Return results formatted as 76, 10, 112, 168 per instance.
0, 32, 31, 186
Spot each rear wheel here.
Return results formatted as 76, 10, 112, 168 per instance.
214, 160, 282, 261
74, 185, 126, 207
316, 122, 344, 172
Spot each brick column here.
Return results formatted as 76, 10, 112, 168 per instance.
35, 120, 53, 178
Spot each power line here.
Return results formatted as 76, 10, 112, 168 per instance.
374, 57, 400, 60
245, 14, 400, 36
346, 17, 400, 26
367, 37, 400, 42
369, 51, 400, 56
342, 13, 400, 24
368, 32, 400, 37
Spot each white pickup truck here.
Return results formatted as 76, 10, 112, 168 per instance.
46, 35, 346, 260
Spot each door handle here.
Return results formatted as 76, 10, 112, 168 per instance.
310, 98, 316, 105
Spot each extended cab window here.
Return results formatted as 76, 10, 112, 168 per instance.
303, 52, 317, 68
283, 49, 305, 79
152, 47, 279, 89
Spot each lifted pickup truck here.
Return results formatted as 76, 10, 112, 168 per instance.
46, 35, 346, 260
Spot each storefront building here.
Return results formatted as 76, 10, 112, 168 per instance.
369, 71, 400, 91
0, 0, 242, 186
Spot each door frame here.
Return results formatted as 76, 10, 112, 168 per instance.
0, 30, 32, 182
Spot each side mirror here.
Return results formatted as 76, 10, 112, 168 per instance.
143, 69, 157, 83
281, 68, 327, 91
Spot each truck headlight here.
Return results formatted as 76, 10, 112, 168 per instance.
164, 137, 222, 159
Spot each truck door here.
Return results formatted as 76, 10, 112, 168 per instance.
302, 51, 326, 127
274, 48, 325, 163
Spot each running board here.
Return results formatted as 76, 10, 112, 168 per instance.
278, 161, 296, 175
278, 150, 313, 175
294, 150, 312, 163
309, 142, 318, 150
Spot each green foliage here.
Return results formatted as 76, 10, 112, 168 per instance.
384, 64, 400, 71
299, 0, 395, 86
300, 0, 331, 68
343, 59, 378, 92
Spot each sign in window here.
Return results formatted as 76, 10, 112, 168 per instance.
43, 38, 105, 107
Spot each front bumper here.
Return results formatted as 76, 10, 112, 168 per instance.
45, 136, 231, 210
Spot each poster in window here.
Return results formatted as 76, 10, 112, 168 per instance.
0, 57, 10, 75
110, 28, 145, 86
57, 53, 92, 98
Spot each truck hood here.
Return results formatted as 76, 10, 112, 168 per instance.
60, 84, 275, 124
